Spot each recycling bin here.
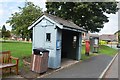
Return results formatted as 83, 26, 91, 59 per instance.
31, 48, 49, 73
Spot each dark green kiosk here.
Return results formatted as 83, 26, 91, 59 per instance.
89, 34, 99, 53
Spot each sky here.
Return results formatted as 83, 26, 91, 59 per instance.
0, 0, 119, 35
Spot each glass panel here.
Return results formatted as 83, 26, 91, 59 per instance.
46, 33, 51, 41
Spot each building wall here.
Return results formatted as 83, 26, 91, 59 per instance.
76, 33, 82, 60
115, 33, 118, 42
33, 18, 58, 69
62, 30, 81, 60
32, 18, 83, 69
55, 28, 62, 68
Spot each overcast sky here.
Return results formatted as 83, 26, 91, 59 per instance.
0, 0, 119, 35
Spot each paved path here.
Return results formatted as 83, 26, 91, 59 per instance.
104, 51, 119, 79
44, 54, 113, 78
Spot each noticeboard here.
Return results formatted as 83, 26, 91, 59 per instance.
56, 40, 61, 49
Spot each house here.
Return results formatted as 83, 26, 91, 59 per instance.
114, 30, 120, 42
82, 32, 99, 39
28, 13, 86, 69
99, 34, 117, 43
82, 33, 99, 42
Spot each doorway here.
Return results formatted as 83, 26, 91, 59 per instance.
61, 29, 79, 60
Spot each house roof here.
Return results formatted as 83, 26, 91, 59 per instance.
88, 34, 99, 37
28, 13, 87, 32
83, 33, 99, 40
99, 34, 117, 41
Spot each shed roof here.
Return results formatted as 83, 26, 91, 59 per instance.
28, 13, 87, 32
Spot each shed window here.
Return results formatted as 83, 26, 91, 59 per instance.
73, 36, 77, 48
73, 36, 77, 42
46, 33, 51, 41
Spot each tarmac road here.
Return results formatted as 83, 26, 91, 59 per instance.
44, 54, 113, 78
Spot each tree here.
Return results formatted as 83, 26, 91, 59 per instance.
1, 25, 11, 39
6, 2, 43, 40
115, 30, 120, 43
2, 25, 6, 31
117, 30, 120, 43
119, 32, 120, 43
0, 29, 2, 38
46, 2, 118, 32
5, 30, 11, 38
2, 25, 7, 38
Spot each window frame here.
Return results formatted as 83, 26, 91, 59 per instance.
46, 33, 51, 42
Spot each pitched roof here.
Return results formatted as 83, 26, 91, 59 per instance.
99, 34, 117, 41
83, 33, 99, 40
88, 34, 99, 37
28, 13, 87, 32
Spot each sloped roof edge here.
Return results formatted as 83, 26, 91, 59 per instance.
28, 15, 63, 30
28, 13, 87, 32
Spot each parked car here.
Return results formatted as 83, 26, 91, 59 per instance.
117, 44, 120, 48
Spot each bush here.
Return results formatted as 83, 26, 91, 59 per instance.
99, 40, 107, 45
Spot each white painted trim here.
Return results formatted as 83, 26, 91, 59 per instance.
99, 53, 118, 79
28, 15, 45, 30
63, 27, 85, 33
28, 14, 87, 33
28, 15, 63, 30
44, 16, 63, 29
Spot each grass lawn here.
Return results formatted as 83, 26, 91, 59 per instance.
81, 44, 117, 60
99, 45, 117, 56
1, 41, 117, 68
81, 45, 95, 60
1, 41, 32, 68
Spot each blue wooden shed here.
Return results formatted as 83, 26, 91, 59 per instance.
28, 13, 86, 69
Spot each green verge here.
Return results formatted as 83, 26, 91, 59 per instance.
81, 45, 95, 61
1, 41, 117, 68
1, 41, 32, 68
99, 45, 117, 56
81, 45, 117, 61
